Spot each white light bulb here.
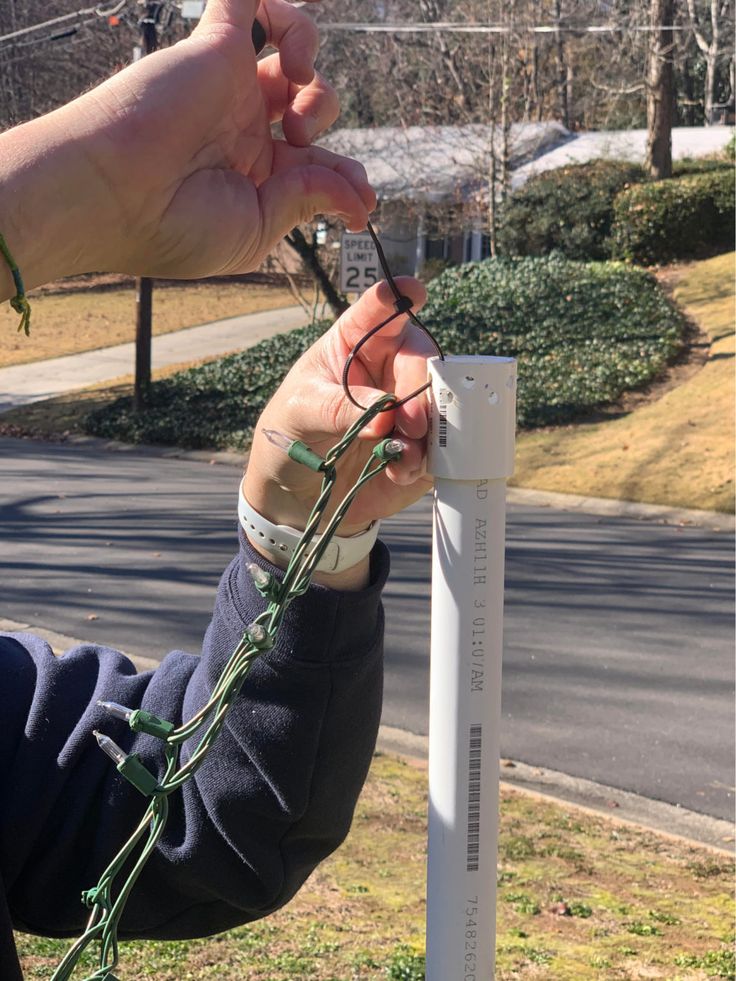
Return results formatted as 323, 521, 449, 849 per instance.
247, 623, 268, 645
247, 563, 272, 589
93, 730, 127, 766
262, 429, 293, 452
98, 700, 133, 722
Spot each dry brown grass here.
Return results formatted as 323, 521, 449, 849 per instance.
512, 253, 735, 513
15, 754, 735, 980
0, 280, 296, 368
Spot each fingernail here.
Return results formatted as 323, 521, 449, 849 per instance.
303, 113, 319, 142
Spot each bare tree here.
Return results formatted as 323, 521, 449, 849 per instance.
284, 227, 349, 317
686, 0, 734, 122
646, 0, 675, 179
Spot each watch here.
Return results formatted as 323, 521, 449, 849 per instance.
238, 486, 380, 574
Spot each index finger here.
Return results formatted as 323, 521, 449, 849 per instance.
197, 0, 259, 34
258, 0, 320, 85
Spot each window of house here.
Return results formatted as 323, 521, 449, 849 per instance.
425, 236, 448, 260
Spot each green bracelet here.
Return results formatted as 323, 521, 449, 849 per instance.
0, 232, 31, 336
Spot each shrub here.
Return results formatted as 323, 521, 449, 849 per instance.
672, 156, 734, 177
85, 320, 329, 449
421, 257, 455, 282
610, 169, 735, 265
85, 255, 686, 447
421, 255, 685, 427
496, 160, 647, 260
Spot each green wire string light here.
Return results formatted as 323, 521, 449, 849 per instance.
50, 395, 404, 981
0, 232, 31, 336
49, 219, 445, 980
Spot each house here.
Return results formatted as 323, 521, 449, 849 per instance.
320, 123, 733, 275
321, 121, 569, 274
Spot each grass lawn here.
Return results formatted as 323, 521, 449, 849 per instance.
511, 253, 735, 513
0, 280, 296, 368
15, 754, 734, 980
2, 254, 733, 514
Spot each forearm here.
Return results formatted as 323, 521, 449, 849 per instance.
1, 533, 387, 938
0, 107, 111, 298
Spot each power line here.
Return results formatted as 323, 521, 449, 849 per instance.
318, 21, 690, 35
0, 0, 128, 47
4, 18, 101, 52
0, 28, 92, 66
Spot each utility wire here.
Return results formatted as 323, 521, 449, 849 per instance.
318, 21, 690, 34
0, 0, 128, 47
4, 20, 99, 52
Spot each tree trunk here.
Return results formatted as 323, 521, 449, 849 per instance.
681, 52, 698, 126
703, 48, 717, 123
646, 0, 675, 180
500, 33, 511, 196
554, 0, 570, 129
489, 121, 498, 258
285, 227, 348, 318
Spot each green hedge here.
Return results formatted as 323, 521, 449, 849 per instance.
610, 169, 735, 265
421, 255, 685, 427
85, 320, 329, 449
672, 156, 734, 177
85, 255, 685, 447
496, 161, 647, 261
497, 157, 734, 265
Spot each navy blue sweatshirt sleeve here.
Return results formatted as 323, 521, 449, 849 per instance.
0, 532, 389, 949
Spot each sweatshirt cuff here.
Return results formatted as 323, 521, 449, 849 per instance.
224, 529, 390, 666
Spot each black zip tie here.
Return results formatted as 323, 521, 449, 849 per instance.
342, 221, 444, 411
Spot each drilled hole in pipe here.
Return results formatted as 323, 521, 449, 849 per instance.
488, 391, 499, 405
462, 376, 475, 389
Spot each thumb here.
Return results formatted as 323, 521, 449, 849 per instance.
254, 165, 370, 258
321, 384, 397, 442
197, 0, 258, 34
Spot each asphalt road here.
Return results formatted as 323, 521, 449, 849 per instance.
1, 437, 733, 822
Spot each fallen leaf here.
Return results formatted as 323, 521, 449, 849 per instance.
549, 902, 571, 916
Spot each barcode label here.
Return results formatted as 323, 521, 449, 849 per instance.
438, 411, 448, 447
467, 724, 482, 872
437, 389, 450, 448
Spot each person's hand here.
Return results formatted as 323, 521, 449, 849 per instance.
242, 277, 435, 588
0, 0, 374, 293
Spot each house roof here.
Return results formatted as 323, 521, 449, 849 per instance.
512, 126, 734, 188
321, 122, 570, 204
320, 123, 733, 203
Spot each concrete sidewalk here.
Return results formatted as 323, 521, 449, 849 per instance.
0, 304, 309, 414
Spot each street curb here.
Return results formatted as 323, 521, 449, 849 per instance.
46, 432, 247, 469
3, 619, 731, 857
376, 725, 734, 856
0, 618, 161, 672
507, 487, 734, 532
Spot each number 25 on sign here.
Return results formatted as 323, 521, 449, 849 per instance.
340, 232, 379, 294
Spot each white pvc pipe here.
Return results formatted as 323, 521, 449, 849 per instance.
425, 355, 517, 981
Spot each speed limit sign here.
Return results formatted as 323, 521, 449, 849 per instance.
340, 233, 380, 293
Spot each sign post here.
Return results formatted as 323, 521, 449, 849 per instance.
340, 232, 380, 294
425, 354, 517, 980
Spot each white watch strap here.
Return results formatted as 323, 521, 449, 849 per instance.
238, 489, 380, 574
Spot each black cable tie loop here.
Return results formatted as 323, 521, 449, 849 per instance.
341, 221, 445, 412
